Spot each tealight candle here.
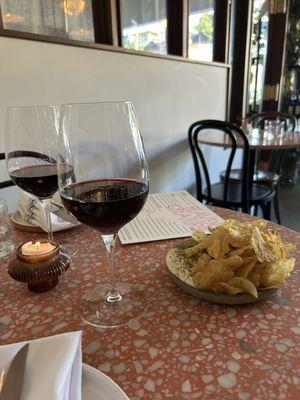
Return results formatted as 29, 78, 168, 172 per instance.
8, 239, 70, 293
21, 241, 56, 256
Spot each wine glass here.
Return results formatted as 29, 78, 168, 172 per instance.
57, 101, 149, 328
5, 105, 77, 256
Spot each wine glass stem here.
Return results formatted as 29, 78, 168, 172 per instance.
43, 198, 54, 242
102, 233, 122, 303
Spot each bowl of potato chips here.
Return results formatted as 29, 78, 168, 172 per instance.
166, 219, 295, 304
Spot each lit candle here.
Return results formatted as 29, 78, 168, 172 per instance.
9, 239, 69, 293
21, 241, 56, 256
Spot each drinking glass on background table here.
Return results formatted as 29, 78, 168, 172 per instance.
264, 118, 286, 139
58, 101, 149, 328
0, 198, 14, 259
5, 105, 77, 256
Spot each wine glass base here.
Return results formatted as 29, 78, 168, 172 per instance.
60, 244, 78, 258
80, 283, 150, 328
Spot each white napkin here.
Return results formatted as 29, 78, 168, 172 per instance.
17, 192, 78, 232
0, 331, 82, 400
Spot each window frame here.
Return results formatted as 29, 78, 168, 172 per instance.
0, 0, 229, 64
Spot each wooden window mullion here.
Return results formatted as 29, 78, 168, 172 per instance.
262, 1, 289, 111
213, 0, 230, 63
229, 0, 253, 123
0, 3, 3, 30
167, 0, 188, 57
92, 0, 120, 46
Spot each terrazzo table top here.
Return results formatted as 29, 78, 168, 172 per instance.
1, 207, 300, 400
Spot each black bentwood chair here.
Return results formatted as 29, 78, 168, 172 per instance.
188, 120, 275, 219
0, 153, 14, 190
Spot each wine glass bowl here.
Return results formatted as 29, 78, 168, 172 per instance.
5, 106, 60, 241
7, 153, 58, 199
61, 179, 148, 234
58, 101, 149, 328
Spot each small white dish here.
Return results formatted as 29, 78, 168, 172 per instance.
11, 210, 43, 233
82, 364, 129, 400
11, 210, 78, 233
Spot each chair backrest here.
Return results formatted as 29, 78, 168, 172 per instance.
250, 112, 297, 131
0, 153, 15, 190
188, 120, 250, 213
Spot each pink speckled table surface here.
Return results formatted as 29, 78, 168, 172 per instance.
1, 207, 300, 400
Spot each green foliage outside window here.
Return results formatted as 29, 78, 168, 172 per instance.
194, 13, 213, 41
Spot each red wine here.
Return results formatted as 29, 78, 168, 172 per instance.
61, 179, 148, 234
10, 164, 58, 198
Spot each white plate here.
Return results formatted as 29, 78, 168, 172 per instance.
166, 247, 278, 305
11, 210, 44, 232
11, 210, 78, 233
82, 364, 129, 400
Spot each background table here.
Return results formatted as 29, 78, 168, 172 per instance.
198, 130, 300, 200
198, 129, 300, 150
1, 207, 300, 399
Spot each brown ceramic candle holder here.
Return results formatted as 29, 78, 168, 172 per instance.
8, 240, 70, 292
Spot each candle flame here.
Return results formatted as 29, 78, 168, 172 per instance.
35, 241, 41, 251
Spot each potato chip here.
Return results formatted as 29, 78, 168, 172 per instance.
265, 229, 296, 260
247, 270, 261, 287
260, 258, 295, 288
175, 238, 197, 250
242, 248, 256, 257
190, 254, 210, 277
222, 219, 268, 249
193, 260, 234, 289
192, 229, 206, 242
228, 245, 252, 257
207, 238, 222, 259
228, 277, 258, 298
223, 255, 244, 269
208, 260, 234, 281
282, 242, 296, 256
193, 271, 214, 290
211, 282, 244, 295
222, 220, 252, 247
211, 227, 227, 240
235, 256, 257, 278
176, 218, 295, 297
249, 220, 268, 230
185, 240, 210, 257
190, 263, 206, 277
221, 236, 231, 256
198, 253, 212, 265
251, 227, 277, 263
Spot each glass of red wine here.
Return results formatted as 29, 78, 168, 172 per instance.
58, 101, 149, 328
5, 105, 76, 255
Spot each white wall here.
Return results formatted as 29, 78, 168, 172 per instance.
0, 37, 230, 210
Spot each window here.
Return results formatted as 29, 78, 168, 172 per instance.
0, 0, 95, 42
248, 0, 269, 112
120, 0, 167, 54
188, 0, 215, 62
0, 0, 227, 64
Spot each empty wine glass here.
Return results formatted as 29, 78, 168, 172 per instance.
57, 101, 149, 328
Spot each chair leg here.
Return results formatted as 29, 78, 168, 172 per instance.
273, 187, 281, 225
261, 202, 271, 221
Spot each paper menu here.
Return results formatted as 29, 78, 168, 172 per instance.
118, 191, 224, 244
